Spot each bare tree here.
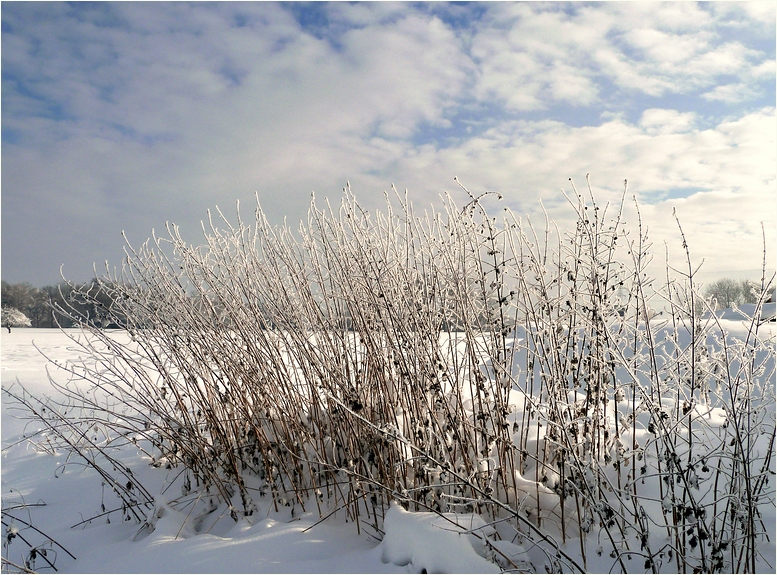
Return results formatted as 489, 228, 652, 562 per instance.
705, 277, 742, 308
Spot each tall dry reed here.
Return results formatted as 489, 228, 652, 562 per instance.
6, 178, 774, 572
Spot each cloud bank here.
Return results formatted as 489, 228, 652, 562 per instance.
2, 1, 774, 286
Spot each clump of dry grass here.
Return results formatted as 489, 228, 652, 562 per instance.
6, 178, 774, 573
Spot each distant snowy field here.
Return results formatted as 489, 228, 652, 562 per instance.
1, 329, 500, 574
2, 320, 775, 573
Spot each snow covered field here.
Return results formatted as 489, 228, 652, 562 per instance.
1, 329, 501, 574
2, 320, 775, 573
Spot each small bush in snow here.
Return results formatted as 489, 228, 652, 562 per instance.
1, 307, 31, 332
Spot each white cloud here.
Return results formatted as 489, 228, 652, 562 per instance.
702, 83, 762, 103
711, 1, 776, 28
1, 2, 774, 286
639, 109, 697, 135
750, 58, 776, 80
690, 42, 763, 77
470, 6, 607, 110
373, 107, 776, 280
468, 2, 774, 106
606, 1, 716, 33
741, 0, 777, 24
623, 28, 712, 65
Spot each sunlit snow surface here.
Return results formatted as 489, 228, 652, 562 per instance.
2, 323, 775, 573
1, 329, 501, 574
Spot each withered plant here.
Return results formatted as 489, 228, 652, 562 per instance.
5, 178, 774, 573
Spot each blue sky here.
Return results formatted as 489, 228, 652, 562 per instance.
2, 1, 775, 287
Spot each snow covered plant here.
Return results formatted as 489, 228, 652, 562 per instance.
1, 307, 31, 333
6, 178, 774, 573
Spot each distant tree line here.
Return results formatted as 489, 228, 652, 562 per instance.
1, 276, 771, 330
1, 279, 119, 328
703, 278, 771, 309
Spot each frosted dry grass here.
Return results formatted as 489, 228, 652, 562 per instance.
4, 178, 774, 573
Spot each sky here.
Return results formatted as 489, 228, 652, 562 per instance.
1, 1, 775, 288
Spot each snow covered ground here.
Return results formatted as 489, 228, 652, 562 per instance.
1, 329, 501, 574
2, 322, 775, 573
